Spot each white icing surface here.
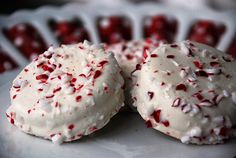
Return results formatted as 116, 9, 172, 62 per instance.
132, 40, 236, 144
6, 41, 124, 144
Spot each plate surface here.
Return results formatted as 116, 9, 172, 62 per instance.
0, 82, 236, 158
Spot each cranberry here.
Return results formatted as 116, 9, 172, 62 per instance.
4, 23, 47, 60
49, 19, 90, 44
187, 20, 225, 46
0, 47, 18, 73
143, 15, 178, 43
97, 16, 132, 44
227, 36, 236, 59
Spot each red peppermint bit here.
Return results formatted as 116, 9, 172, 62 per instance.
24, 68, 29, 72
225, 74, 231, 78
6, 113, 10, 118
71, 78, 77, 82
66, 73, 73, 76
89, 126, 97, 132
46, 94, 54, 99
147, 91, 154, 100
175, 84, 187, 92
79, 46, 84, 49
172, 98, 181, 107
166, 55, 175, 59
150, 54, 158, 58
10, 118, 14, 124
79, 74, 86, 78
126, 54, 134, 60
54, 102, 59, 107
136, 64, 142, 70
76, 95, 82, 102
170, 44, 178, 48
162, 120, 170, 127
219, 127, 227, 136
146, 120, 153, 128
36, 74, 49, 81
192, 92, 204, 101
195, 70, 208, 77
37, 62, 44, 68
27, 109, 31, 114
193, 60, 203, 69
53, 87, 61, 93
98, 60, 108, 67
58, 63, 62, 68
93, 70, 102, 79
77, 133, 83, 137
152, 110, 161, 123
210, 61, 220, 67
76, 84, 84, 91
42, 65, 54, 72
143, 46, 149, 59
38, 88, 43, 91
12, 95, 17, 99
13, 85, 20, 89
160, 82, 165, 86
50, 134, 56, 137
104, 86, 109, 93
68, 124, 75, 130
87, 93, 93, 96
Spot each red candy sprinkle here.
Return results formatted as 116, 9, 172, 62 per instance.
71, 78, 77, 82
195, 70, 208, 77
146, 120, 153, 128
166, 55, 175, 58
93, 70, 102, 79
98, 60, 108, 67
175, 84, 187, 92
210, 61, 220, 67
76, 95, 82, 102
193, 60, 203, 69
147, 91, 154, 100
42, 65, 54, 72
36, 74, 49, 81
68, 124, 75, 130
152, 110, 161, 123
162, 120, 170, 127
150, 54, 158, 58
53, 87, 61, 93
12, 95, 17, 99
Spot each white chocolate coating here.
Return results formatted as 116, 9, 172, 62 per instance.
132, 40, 236, 144
6, 41, 124, 144
107, 39, 160, 107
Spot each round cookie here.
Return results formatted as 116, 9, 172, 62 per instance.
106, 39, 161, 107
6, 41, 124, 144
132, 40, 236, 144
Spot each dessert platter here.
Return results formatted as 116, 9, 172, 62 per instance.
0, 2, 236, 158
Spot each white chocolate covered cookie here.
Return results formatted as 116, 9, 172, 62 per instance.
6, 41, 124, 144
132, 40, 236, 144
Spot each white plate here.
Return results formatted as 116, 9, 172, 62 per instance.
0, 81, 236, 158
